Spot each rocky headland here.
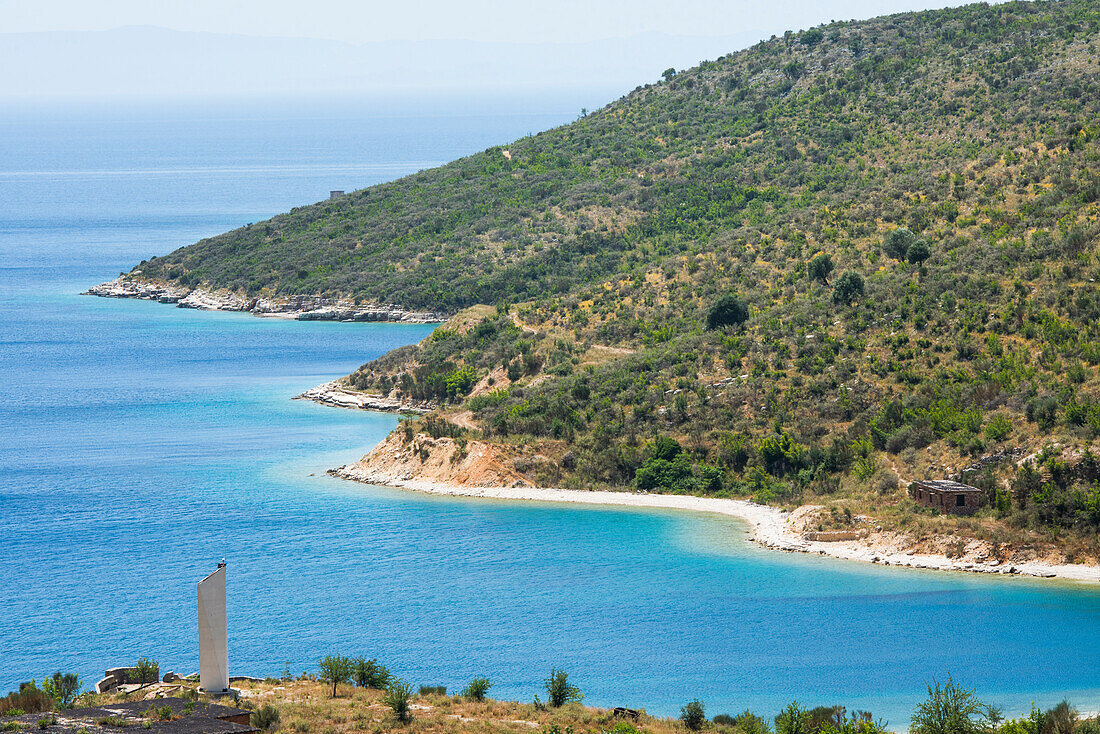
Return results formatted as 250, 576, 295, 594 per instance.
295, 381, 435, 415
84, 276, 448, 323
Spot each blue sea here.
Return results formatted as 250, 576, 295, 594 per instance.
0, 95, 1097, 726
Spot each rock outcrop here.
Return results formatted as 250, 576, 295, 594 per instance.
84, 276, 448, 323
332, 430, 530, 489
295, 381, 435, 414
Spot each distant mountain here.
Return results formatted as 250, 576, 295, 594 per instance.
0, 25, 761, 98
109, 1, 1100, 551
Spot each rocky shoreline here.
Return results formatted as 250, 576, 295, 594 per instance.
294, 381, 435, 414
83, 276, 449, 323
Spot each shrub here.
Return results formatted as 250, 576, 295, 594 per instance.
418, 686, 446, 696
543, 668, 583, 707
251, 705, 281, 731
832, 272, 864, 303
653, 436, 683, 461
730, 711, 772, 734
353, 658, 391, 690
984, 415, 1012, 442
706, 294, 750, 330
0, 682, 54, 715
682, 700, 707, 731
807, 253, 834, 283
383, 679, 414, 723
129, 658, 159, 686
907, 240, 932, 264
775, 703, 809, 734
883, 227, 921, 259
42, 674, 80, 709
910, 677, 994, 734
873, 471, 899, 495
462, 677, 492, 702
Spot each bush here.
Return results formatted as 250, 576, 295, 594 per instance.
383, 679, 414, 724
353, 658, 390, 689
251, 705, 281, 731
129, 658, 159, 686
910, 677, 994, 734
832, 272, 864, 304
873, 471, 899, 495
775, 703, 809, 734
42, 674, 80, 709
706, 294, 750, 330
985, 415, 1012, 442
543, 668, 583, 707
730, 711, 772, 734
0, 682, 54, 715
462, 677, 492, 702
418, 686, 446, 696
907, 240, 932, 264
807, 253, 834, 283
883, 227, 921, 259
682, 700, 707, 731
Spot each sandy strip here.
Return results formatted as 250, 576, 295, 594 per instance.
335, 468, 1100, 584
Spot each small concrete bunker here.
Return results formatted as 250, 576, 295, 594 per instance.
909, 479, 982, 515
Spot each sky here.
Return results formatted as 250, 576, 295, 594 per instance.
0, 0, 971, 44
0, 0, 980, 101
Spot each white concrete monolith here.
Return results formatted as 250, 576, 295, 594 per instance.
197, 562, 229, 694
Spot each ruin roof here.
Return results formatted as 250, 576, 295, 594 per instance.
911, 479, 981, 492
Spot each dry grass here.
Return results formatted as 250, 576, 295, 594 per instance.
226, 681, 682, 734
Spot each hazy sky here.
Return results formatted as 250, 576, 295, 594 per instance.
1, 0, 972, 44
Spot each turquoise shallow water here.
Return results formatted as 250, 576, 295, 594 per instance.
0, 99, 1098, 726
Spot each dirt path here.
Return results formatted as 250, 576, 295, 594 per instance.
448, 410, 479, 431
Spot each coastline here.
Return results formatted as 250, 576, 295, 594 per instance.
83, 276, 448, 324
330, 432, 1100, 584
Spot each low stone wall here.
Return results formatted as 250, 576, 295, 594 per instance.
803, 530, 870, 542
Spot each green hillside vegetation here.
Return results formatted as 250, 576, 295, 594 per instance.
131, 0, 1100, 555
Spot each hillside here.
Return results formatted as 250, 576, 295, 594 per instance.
115, 1, 1100, 557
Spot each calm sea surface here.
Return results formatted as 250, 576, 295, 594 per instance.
0, 96, 1097, 725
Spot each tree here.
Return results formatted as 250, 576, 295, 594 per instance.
353, 658, 391, 689
807, 253, 834, 283
682, 700, 707, 731
462, 677, 492, 702
543, 668, 582, 707
833, 271, 865, 303
906, 239, 932, 264
706, 294, 750, 329
910, 677, 994, 734
383, 679, 414, 723
129, 658, 158, 687
662, 68, 678, 81
318, 655, 354, 697
883, 227, 922, 259
42, 673, 80, 708
776, 703, 810, 734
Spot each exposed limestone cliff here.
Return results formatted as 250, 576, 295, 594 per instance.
331, 430, 531, 489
